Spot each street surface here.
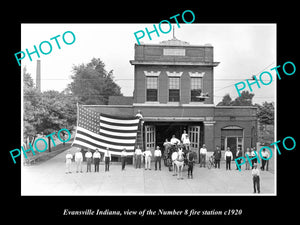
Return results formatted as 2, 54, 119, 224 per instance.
21, 146, 275, 195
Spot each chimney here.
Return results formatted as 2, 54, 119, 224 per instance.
36, 60, 41, 92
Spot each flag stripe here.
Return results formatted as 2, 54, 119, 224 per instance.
100, 119, 139, 127
77, 126, 136, 138
77, 129, 136, 141
99, 134, 136, 144
75, 137, 135, 151
100, 115, 139, 125
100, 126, 138, 134
77, 131, 135, 147
76, 132, 135, 147
100, 121, 138, 131
98, 131, 136, 140
100, 113, 138, 121
72, 140, 134, 156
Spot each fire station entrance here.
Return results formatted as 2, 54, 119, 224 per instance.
144, 122, 203, 161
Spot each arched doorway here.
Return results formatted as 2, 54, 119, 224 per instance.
221, 125, 244, 159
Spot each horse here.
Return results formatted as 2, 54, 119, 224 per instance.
164, 143, 189, 174
173, 148, 185, 179
163, 143, 178, 171
168, 144, 177, 171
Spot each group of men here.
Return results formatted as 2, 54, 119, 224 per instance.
65, 130, 266, 193
133, 145, 162, 170
65, 147, 125, 173
198, 144, 228, 169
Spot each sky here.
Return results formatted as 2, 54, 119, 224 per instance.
21, 23, 276, 104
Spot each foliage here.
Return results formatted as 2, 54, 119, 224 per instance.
216, 94, 232, 106
23, 58, 122, 149
23, 69, 77, 145
217, 91, 254, 106
255, 101, 274, 125
231, 91, 254, 106
67, 58, 122, 105
217, 91, 274, 125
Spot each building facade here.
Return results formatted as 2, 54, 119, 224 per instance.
86, 38, 257, 162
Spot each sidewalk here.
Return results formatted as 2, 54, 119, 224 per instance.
21, 146, 275, 195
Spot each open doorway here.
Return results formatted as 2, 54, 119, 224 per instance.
156, 124, 184, 148
221, 126, 244, 159
226, 137, 237, 159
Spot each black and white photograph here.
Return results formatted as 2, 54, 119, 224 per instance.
20, 23, 276, 196
4, 3, 299, 223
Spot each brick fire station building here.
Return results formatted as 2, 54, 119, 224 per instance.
85, 37, 257, 162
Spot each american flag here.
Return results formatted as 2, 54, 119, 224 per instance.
72, 105, 140, 156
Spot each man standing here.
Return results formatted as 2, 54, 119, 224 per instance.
170, 135, 181, 145
121, 148, 127, 171
236, 146, 243, 170
135, 145, 143, 169
93, 148, 101, 172
260, 148, 269, 171
171, 150, 178, 176
250, 147, 256, 169
176, 148, 185, 180
144, 148, 152, 170
213, 146, 221, 169
65, 150, 73, 174
199, 144, 207, 168
181, 130, 190, 151
187, 149, 196, 179
245, 148, 251, 170
85, 149, 92, 172
224, 147, 233, 170
252, 163, 260, 194
104, 147, 111, 172
266, 155, 269, 171
163, 139, 171, 167
154, 146, 162, 171
75, 149, 83, 173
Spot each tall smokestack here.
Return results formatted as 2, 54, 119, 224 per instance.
36, 60, 41, 92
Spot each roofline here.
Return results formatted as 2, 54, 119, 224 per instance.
215, 106, 258, 109
83, 105, 133, 108
135, 43, 213, 48
83, 104, 257, 109
129, 60, 220, 67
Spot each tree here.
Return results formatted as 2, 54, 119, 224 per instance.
217, 91, 254, 106
217, 94, 232, 106
255, 101, 274, 125
23, 70, 77, 151
231, 91, 254, 106
23, 67, 41, 145
34, 90, 77, 151
68, 58, 122, 105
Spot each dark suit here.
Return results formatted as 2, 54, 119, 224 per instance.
236, 150, 243, 170
213, 149, 221, 168
187, 152, 196, 178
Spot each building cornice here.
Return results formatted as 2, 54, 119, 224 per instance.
143, 117, 205, 122
215, 106, 258, 109
130, 60, 220, 67
133, 103, 215, 107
